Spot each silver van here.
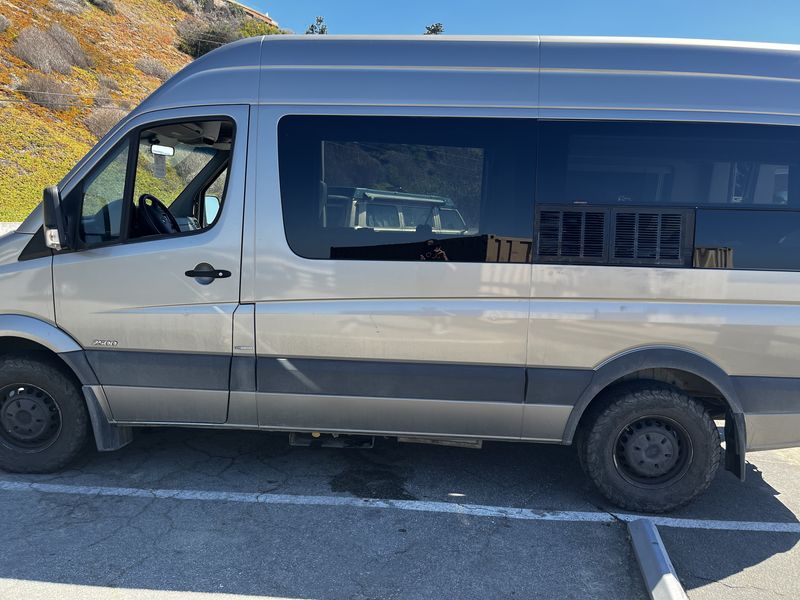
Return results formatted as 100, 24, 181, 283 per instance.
2, 35, 800, 512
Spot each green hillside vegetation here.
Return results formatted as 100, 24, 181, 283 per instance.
0, 0, 282, 222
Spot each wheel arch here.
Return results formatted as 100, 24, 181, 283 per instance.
0, 315, 82, 355
0, 315, 97, 385
0, 315, 132, 452
565, 346, 746, 479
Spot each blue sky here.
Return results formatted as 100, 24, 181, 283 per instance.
251, 0, 800, 44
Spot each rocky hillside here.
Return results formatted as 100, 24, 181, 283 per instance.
0, 0, 278, 222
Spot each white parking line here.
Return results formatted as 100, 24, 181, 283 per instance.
1, 479, 799, 533
0, 578, 301, 600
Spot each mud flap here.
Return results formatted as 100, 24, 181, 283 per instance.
83, 385, 134, 452
725, 411, 746, 481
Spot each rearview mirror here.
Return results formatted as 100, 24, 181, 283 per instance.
150, 144, 175, 156
42, 186, 71, 251
150, 145, 173, 180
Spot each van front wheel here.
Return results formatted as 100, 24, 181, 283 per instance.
0, 356, 89, 473
579, 382, 721, 513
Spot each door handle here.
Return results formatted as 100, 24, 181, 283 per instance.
185, 263, 231, 284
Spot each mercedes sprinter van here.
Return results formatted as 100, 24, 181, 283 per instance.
2, 35, 800, 511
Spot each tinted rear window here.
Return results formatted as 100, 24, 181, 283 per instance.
278, 116, 536, 263
539, 121, 800, 209
694, 209, 800, 270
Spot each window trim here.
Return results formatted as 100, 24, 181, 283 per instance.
71, 115, 238, 252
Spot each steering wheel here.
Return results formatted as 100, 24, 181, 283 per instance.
139, 194, 180, 235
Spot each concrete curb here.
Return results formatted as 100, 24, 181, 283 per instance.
628, 519, 688, 600
0, 222, 21, 236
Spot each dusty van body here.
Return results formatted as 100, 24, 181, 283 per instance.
2, 35, 800, 511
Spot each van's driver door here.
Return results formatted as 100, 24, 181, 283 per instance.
53, 105, 249, 424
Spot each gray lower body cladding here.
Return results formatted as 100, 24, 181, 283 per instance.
256, 357, 525, 403
64, 350, 800, 453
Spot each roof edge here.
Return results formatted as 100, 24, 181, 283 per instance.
540, 35, 800, 52
258, 34, 800, 53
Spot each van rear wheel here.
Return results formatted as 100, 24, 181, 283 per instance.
0, 356, 88, 473
578, 382, 721, 513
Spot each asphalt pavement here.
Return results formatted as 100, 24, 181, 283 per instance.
0, 428, 798, 599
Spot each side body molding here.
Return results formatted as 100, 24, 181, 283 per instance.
562, 346, 747, 480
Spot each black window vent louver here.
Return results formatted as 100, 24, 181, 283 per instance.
612, 211, 685, 265
536, 206, 693, 266
537, 209, 607, 261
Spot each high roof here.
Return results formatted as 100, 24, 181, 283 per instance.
127, 35, 800, 122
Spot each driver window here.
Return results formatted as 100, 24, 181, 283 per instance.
130, 119, 233, 238
79, 142, 129, 246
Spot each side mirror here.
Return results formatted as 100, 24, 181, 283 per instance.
204, 195, 220, 225
42, 186, 71, 251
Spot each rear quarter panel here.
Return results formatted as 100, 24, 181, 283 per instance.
529, 264, 800, 377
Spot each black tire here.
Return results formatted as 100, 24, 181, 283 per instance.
0, 355, 89, 473
579, 381, 721, 513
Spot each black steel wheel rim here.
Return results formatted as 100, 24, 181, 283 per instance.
0, 384, 62, 452
613, 415, 693, 488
